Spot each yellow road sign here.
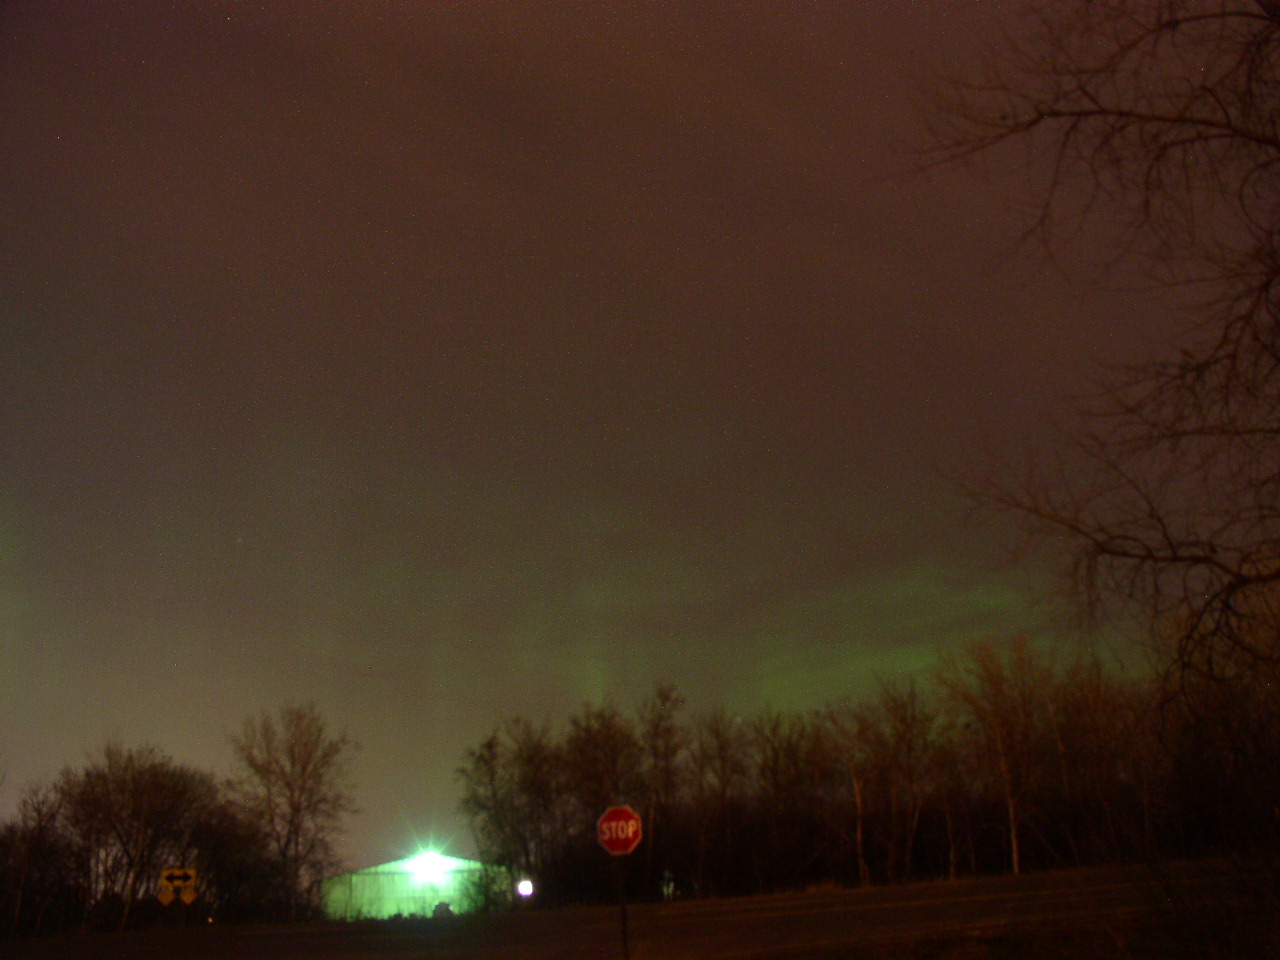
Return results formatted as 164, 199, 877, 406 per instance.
158, 867, 198, 905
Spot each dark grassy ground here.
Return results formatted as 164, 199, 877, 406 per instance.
6, 862, 1271, 959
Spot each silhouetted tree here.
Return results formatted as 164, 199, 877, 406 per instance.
929, 729, 977, 880
56, 743, 217, 930
872, 680, 939, 883
637, 682, 687, 896
457, 718, 567, 894
745, 710, 813, 890
188, 800, 280, 921
455, 662, 1198, 904
937, 639, 1055, 875
933, 8, 1280, 938
827, 702, 875, 886
563, 702, 643, 820
230, 702, 356, 920
934, 0, 1280, 701
688, 710, 748, 896
0, 784, 76, 937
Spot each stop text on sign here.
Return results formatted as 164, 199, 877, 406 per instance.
600, 820, 639, 841
597, 804, 643, 856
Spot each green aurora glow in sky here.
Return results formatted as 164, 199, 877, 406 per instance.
1, 0, 1169, 864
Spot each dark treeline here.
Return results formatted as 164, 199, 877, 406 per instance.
0, 743, 283, 935
458, 636, 1274, 907
0, 702, 355, 939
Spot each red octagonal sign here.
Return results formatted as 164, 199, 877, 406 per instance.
597, 804, 643, 856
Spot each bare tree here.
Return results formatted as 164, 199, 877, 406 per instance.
937, 639, 1055, 876
457, 718, 567, 889
929, 728, 977, 881
637, 682, 687, 895
746, 710, 816, 890
932, 0, 1280, 685
563, 702, 643, 820
688, 710, 748, 896
872, 680, 939, 883
456, 668, 1184, 898
56, 743, 217, 929
230, 702, 356, 920
2, 784, 73, 936
827, 702, 875, 887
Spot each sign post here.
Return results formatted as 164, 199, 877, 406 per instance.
598, 805, 642, 960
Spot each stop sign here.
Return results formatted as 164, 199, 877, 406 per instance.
597, 804, 643, 856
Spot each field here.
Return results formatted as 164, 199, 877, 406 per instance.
7, 862, 1264, 960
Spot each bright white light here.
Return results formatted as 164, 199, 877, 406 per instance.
407, 851, 453, 886
516, 879, 534, 898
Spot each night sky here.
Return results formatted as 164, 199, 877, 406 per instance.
2, 1, 1173, 865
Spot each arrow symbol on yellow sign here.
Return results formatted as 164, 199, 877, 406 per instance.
158, 867, 198, 905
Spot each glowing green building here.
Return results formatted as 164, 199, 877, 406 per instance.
321, 851, 493, 919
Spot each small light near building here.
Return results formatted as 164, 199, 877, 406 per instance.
516, 879, 534, 898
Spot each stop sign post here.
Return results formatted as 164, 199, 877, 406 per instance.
598, 804, 642, 960
597, 804, 643, 856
